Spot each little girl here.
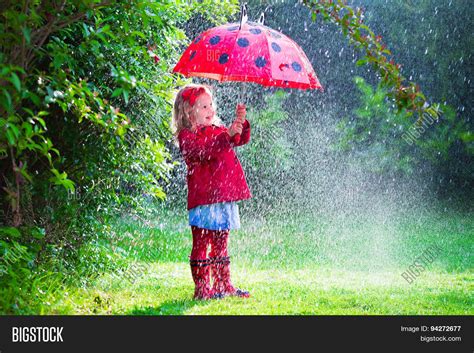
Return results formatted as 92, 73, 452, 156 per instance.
172, 83, 252, 300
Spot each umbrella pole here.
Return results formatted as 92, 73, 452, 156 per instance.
234, 82, 246, 145
239, 81, 246, 105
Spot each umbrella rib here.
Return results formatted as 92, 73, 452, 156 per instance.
262, 24, 273, 86
213, 24, 241, 83
287, 36, 310, 85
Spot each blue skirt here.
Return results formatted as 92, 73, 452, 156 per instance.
188, 202, 240, 230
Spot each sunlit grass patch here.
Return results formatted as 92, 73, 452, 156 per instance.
51, 262, 473, 315
47, 206, 473, 315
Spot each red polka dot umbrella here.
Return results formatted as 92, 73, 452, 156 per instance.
172, 4, 323, 91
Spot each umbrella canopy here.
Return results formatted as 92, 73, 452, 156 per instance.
172, 5, 323, 91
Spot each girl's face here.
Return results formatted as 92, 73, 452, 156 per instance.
189, 91, 215, 127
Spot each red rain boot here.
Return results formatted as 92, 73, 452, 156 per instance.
210, 256, 250, 298
190, 259, 213, 300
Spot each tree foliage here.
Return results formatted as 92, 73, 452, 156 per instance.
303, 0, 472, 185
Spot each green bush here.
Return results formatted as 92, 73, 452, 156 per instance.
335, 76, 468, 184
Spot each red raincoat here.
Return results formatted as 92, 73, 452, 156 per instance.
178, 119, 252, 210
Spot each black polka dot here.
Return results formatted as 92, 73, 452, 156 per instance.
292, 62, 302, 72
249, 28, 262, 35
227, 26, 239, 31
189, 51, 196, 60
193, 36, 202, 44
237, 38, 249, 47
255, 56, 266, 68
271, 42, 281, 52
219, 53, 229, 64
209, 36, 220, 45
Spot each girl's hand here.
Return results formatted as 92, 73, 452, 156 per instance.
236, 103, 246, 123
228, 120, 243, 137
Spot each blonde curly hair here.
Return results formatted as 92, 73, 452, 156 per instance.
171, 83, 223, 146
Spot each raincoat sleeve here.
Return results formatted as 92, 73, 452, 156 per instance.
230, 119, 251, 147
178, 128, 231, 163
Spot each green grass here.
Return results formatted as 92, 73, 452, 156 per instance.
45, 205, 473, 315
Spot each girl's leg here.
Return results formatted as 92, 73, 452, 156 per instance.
209, 229, 249, 298
209, 229, 230, 294
190, 226, 212, 299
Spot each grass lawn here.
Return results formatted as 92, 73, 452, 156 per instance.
49, 206, 473, 315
